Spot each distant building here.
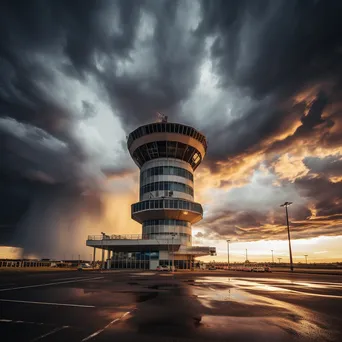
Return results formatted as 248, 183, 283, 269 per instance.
86, 117, 216, 269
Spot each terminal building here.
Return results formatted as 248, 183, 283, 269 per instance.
86, 116, 216, 269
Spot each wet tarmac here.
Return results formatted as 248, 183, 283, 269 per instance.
0, 270, 341, 341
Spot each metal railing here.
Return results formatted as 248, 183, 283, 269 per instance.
131, 198, 203, 214
87, 234, 181, 241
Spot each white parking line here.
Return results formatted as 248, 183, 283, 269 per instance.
81, 318, 119, 341
0, 276, 104, 292
0, 298, 95, 308
30, 326, 68, 341
52, 277, 89, 281
81, 311, 132, 341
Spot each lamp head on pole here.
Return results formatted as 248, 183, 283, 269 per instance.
280, 201, 293, 207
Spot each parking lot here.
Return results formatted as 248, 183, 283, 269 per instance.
0, 269, 341, 341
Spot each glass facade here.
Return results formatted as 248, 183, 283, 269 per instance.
132, 141, 202, 169
127, 122, 207, 151
159, 259, 197, 269
141, 166, 193, 182
140, 181, 194, 198
148, 232, 190, 238
110, 251, 196, 270
143, 219, 191, 227
132, 199, 203, 214
111, 251, 158, 270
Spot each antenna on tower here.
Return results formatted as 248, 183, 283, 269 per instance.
156, 112, 168, 123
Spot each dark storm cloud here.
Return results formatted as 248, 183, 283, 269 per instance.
295, 176, 342, 217
303, 155, 342, 179
197, 0, 342, 161
198, 204, 314, 241
0, 0, 204, 131
201, 1, 342, 96
0, 0, 206, 254
1, 0, 342, 250
102, 0, 204, 130
265, 91, 332, 155
0, 0, 127, 252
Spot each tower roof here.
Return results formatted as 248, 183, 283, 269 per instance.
127, 122, 207, 151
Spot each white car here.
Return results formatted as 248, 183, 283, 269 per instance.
156, 265, 169, 271
252, 266, 265, 272
242, 266, 253, 272
77, 263, 93, 271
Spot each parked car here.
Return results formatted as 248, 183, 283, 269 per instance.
252, 266, 265, 272
242, 266, 253, 272
264, 266, 272, 272
156, 265, 169, 271
208, 266, 216, 270
77, 263, 93, 271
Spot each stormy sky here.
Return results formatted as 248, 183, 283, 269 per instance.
0, 0, 341, 260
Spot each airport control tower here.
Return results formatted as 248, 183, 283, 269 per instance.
127, 114, 215, 265
87, 114, 215, 270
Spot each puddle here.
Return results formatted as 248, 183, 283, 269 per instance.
135, 292, 158, 303
187, 276, 338, 341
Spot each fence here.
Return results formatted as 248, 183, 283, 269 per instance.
0, 260, 53, 268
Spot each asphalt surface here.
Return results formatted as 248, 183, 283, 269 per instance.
0, 270, 341, 341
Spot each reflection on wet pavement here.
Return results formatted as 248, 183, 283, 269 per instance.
188, 276, 342, 341
1, 271, 341, 341
100, 275, 341, 341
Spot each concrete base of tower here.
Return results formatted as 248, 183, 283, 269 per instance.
86, 234, 216, 270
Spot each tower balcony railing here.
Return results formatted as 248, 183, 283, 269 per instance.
131, 198, 203, 215
87, 234, 183, 241
131, 198, 203, 224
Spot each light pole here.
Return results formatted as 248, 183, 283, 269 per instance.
245, 249, 248, 263
278, 257, 282, 264
304, 254, 308, 264
280, 202, 294, 272
171, 233, 176, 271
271, 250, 274, 263
226, 240, 230, 270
